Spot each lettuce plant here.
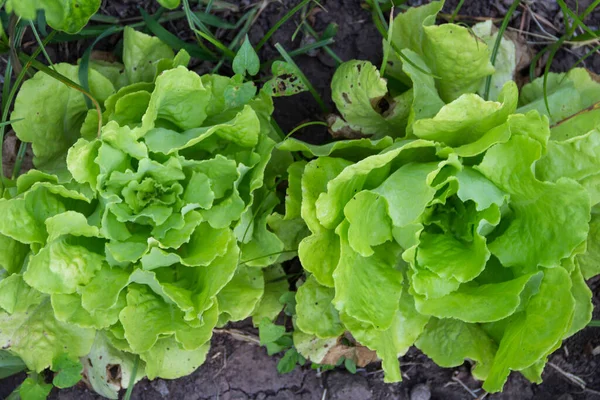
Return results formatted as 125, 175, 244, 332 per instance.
277, 1, 600, 393
0, 28, 293, 398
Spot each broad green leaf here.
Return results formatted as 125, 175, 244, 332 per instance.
67, 139, 101, 188
144, 105, 260, 153
0, 234, 29, 274
536, 128, 600, 206
386, 1, 443, 82
333, 221, 403, 330
577, 212, 600, 279
217, 265, 264, 323
24, 240, 105, 295
565, 265, 592, 338
0, 199, 46, 244
519, 69, 600, 128
414, 273, 542, 322
483, 267, 575, 392
0, 299, 95, 372
331, 61, 403, 138
0, 274, 44, 315
401, 50, 445, 132
344, 191, 393, 257
298, 230, 340, 288
45, 211, 99, 242
18, 376, 53, 400
477, 134, 590, 270
252, 265, 288, 325
11, 64, 115, 169
6, 0, 101, 34
301, 157, 352, 233
416, 318, 497, 380
258, 318, 287, 345
51, 353, 83, 388
296, 275, 344, 338
412, 82, 518, 146
51, 292, 124, 329
141, 337, 209, 380
417, 231, 489, 285
119, 285, 216, 353
422, 23, 495, 102
135, 66, 210, 137
0, 351, 26, 379
232, 36, 260, 77
123, 26, 175, 84
341, 292, 430, 383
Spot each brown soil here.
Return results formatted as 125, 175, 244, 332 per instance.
1, 0, 600, 399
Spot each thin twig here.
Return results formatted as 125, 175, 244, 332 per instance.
548, 362, 586, 390
213, 328, 261, 345
451, 376, 479, 399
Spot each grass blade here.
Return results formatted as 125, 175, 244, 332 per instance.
303, 23, 342, 65
0, 31, 56, 189
483, 0, 520, 100
380, 6, 395, 77
19, 52, 103, 139
284, 120, 328, 139
256, 0, 312, 51
123, 356, 139, 400
450, 0, 466, 23
140, 8, 217, 60
287, 37, 334, 58
275, 43, 328, 113
79, 26, 119, 109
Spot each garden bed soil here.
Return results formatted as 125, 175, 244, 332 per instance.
1, 0, 600, 399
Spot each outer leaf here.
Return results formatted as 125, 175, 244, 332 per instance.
412, 82, 518, 146
11, 64, 115, 169
483, 267, 575, 392
422, 23, 495, 102
577, 211, 600, 279
331, 61, 403, 138
477, 134, 590, 270
296, 275, 344, 338
536, 128, 600, 206
341, 292, 429, 383
6, 0, 101, 34
414, 273, 542, 323
82, 333, 145, 399
0, 299, 95, 372
141, 338, 209, 380
24, 240, 104, 295
333, 221, 403, 330
386, 1, 443, 82
123, 27, 175, 84
217, 265, 264, 323
251, 265, 288, 325
0, 234, 29, 274
416, 318, 497, 380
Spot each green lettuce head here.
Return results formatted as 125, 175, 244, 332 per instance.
278, 1, 600, 393
0, 28, 291, 398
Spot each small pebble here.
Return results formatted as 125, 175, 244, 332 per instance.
410, 383, 431, 400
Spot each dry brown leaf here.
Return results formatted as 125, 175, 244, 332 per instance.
321, 337, 378, 367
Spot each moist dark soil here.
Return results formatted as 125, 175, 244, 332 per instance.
2, 0, 600, 399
